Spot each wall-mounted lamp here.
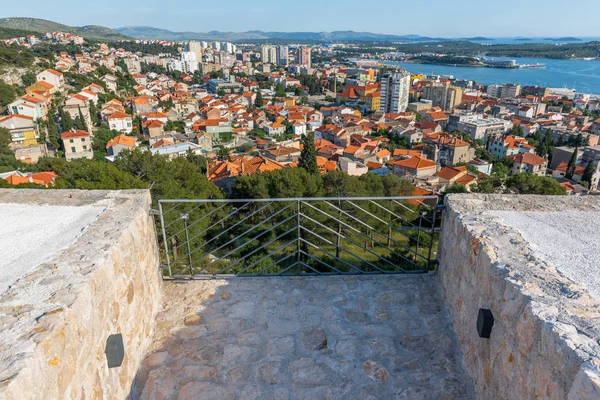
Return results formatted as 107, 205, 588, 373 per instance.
105, 334, 125, 368
477, 308, 494, 339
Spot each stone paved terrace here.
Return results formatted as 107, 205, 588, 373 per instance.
4, 190, 600, 399
131, 276, 475, 399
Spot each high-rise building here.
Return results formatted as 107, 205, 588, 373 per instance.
180, 51, 198, 74
276, 45, 289, 65
521, 85, 549, 99
423, 81, 463, 111
298, 46, 311, 68
188, 41, 203, 62
260, 45, 277, 64
379, 70, 411, 113
213, 42, 221, 51
487, 83, 521, 98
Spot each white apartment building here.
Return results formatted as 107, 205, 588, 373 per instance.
276, 45, 289, 65
379, 71, 411, 113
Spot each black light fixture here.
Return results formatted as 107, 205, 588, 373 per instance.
477, 308, 494, 339
105, 334, 125, 368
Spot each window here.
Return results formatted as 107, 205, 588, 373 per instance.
71, 147, 76, 153
69, 139, 74, 143
81, 138, 86, 142
83, 145, 87, 150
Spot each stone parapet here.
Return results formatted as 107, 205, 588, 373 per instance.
438, 194, 600, 399
0, 190, 162, 399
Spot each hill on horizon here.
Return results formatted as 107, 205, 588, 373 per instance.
0, 17, 130, 41
115, 26, 445, 42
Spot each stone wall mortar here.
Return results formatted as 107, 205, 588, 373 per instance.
0, 190, 162, 400
437, 194, 600, 400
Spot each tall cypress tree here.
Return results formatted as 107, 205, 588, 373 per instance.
77, 106, 88, 132
254, 90, 263, 108
60, 108, 73, 132
565, 148, 578, 180
299, 133, 318, 175
47, 108, 60, 150
582, 160, 595, 186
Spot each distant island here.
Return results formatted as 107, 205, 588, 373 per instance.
515, 38, 533, 41
545, 37, 582, 42
407, 55, 484, 67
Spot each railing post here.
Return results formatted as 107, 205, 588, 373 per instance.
428, 201, 438, 272
297, 199, 301, 273
158, 201, 172, 278
182, 213, 193, 276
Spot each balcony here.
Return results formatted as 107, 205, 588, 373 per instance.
0, 190, 598, 399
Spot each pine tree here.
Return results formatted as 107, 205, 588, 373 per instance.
60, 108, 73, 132
299, 133, 318, 175
565, 148, 578, 180
217, 146, 230, 161
255, 90, 263, 108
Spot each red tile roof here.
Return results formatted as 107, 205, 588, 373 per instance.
61, 130, 89, 139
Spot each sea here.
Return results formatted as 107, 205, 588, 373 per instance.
384, 36, 600, 94
387, 57, 600, 95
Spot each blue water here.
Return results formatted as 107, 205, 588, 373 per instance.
463, 37, 600, 45
388, 57, 600, 94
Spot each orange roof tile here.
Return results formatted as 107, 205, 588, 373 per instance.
507, 152, 547, 166
389, 156, 437, 170
61, 130, 89, 139
106, 135, 135, 148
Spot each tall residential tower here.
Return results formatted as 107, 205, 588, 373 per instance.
298, 46, 311, 68
379, 70, 411, 113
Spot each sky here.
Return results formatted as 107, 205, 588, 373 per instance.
2, 0, 600, 37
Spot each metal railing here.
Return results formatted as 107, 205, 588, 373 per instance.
154, 196, 441, 279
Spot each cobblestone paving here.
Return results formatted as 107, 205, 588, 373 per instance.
132, 276, 474, 399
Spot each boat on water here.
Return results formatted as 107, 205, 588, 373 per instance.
519, 63, 546, 69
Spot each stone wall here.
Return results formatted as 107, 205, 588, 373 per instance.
437, 194, 600, 399
0, 190, 162, 399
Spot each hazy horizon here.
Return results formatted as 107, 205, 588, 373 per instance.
1, 0, 599, 37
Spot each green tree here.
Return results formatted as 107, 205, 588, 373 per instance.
60, 108, 74, 132
492, 159, 511, 179
505, 173, 566, 195
185, 149, 208, 175
455, 162, 480, 175
0, 80, 16, 108
472, 176, 502, 194
581, 160, 595, 186
441, 184, 467, 199
254, 90, 264, 108
565, 148, 578, 180
91, 128, 119, 160
380, 173, 414, 196
510, 125, 524, 137
75, 106, 88, 132
217, 146, 230, 161
0, 127, 13, 155
47, 109, 61, 150
21, 71, 37, 88
89, 101, 99, 125
38, 157, 147, 190
275, 84, 286, 98
298, 134, 318, 175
